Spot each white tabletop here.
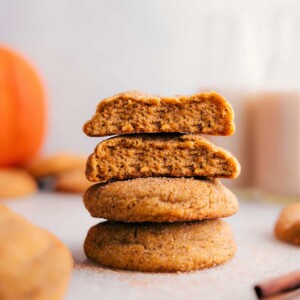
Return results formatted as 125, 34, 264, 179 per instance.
2, 193, 299, 300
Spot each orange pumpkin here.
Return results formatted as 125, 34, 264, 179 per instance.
0, 47, 46, 167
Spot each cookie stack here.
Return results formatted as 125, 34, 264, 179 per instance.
82, 91, 240, 272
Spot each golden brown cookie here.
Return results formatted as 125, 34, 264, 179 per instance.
55, 167, 93, 194
0, 205, 73, 299
0, 168, 37, 199
275, 203, 300, 246
86, 133, 240, 183
83, 91, 235, 137
83, 177, 238, 222
27, 152, 86, 178
84, 219, 236, 272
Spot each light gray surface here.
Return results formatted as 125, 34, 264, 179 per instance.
3, 194, 299, 300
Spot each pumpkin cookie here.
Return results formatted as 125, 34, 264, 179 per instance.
86, 133, 240, 183
84, 219, 236, 272
0, 205, 73, 299
27, 152, 86, 178
84, 177, 238, 222
83, 91, 235, 137
0, 168, 37, 199
55, 167, 93, 194
275, 203, 300, 246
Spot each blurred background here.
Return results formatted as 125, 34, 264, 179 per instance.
1, 0, 300, 199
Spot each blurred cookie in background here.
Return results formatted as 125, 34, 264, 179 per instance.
55, 167, 92, 194
27, 152, 86, 179
0, 168, 37, 199
26, 152, 90, 194
275, 203, 300, 246
0, 205, 73, 300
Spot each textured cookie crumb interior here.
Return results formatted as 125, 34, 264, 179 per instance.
84, 92, 234, 136
86, 134, 239, 182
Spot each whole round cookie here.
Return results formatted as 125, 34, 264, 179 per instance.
83, 177, 238, 222
275, 203, 300, 246
0, 168, 37, 199
84, 219, 236, 272
0, 205, 73, 299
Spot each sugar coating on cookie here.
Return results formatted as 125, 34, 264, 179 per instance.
86, 133, 240, 183
84, 219, 237, 272
0, 205, 73, 300
83, 177, 238, 222
275, 203, 300, 246
83, 91, 235, 137
0, 168, 37, 199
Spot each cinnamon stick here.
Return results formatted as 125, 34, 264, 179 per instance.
254, 271, 300, 299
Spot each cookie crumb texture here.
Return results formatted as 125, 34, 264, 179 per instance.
0, 205, 73, 300
84, 219, 236, 272
275, 203, 300, 246
84, 178, 238, 222
83, 91, 235, 137
86, 134, 240, 182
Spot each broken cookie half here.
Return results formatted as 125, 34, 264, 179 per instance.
83, 91, 235, 137
86, 133, 240, 183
